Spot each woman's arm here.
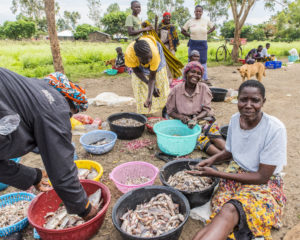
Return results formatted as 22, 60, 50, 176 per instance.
195, 163, 276, 185
169, 111, 191, 124
132, 67, 148, 85
193, 111, 209, 121
127, 26, 152, 36
181, 28, 190, 38
207, 26, 216, 34
144, 70, 157, 109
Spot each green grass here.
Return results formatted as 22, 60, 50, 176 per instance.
0, 40, 299, 80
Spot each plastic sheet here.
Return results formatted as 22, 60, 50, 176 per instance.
0, 114, 20, 135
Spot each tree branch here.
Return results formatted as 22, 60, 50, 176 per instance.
237, 0, 246, 19
239, 0, 256, 29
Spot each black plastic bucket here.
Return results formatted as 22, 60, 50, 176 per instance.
220, 125, 229, 140
159, 159, 219, 208
112, 186, 190, 240
209, 87, 228, 102
107, 112, 147, 140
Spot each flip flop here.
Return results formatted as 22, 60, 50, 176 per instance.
155, 152, 175, 162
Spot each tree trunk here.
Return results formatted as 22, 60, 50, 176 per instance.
231, 21, 241, 62
44, 0, 64, 73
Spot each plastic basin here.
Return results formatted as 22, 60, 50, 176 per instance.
209, 87, 228, 102
0, 192, 35, 237
28, 180, 111, 240
109, 161, 159, 193
0, 158, 21, 191
145, 117, 166, 134
80, 130, 117, 155
75, 160, 103, 182
107, 112, 147, 140
105, 69, 118, 75
160, 159, 219, 208
112, 186, 190, 240
153, 120, 201, 156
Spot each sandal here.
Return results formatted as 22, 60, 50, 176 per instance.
155, 152, 175, 162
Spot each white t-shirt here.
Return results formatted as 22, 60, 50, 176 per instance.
225, 112, 287, 174
183, 18, 214, 41
261, 48, 270, 57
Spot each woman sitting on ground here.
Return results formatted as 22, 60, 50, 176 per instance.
166, 61, 225, 156
192, 80, 287, 240
125, 35, 170, 114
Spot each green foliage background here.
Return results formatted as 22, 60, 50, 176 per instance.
0, 40, 299, 81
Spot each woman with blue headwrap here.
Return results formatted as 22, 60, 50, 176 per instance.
0, 68, 97, 220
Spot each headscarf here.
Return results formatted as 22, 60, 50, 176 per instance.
163, 12, 171, 18
44, 72, 88, 112
189, 50, 200, 57
183, 61, 204, 80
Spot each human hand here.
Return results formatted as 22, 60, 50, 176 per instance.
144, 97, 152, 110
195, 158, 214, 168
143, 26, 153, 32
187, 119, 197, 129
180, 115, 190, 124
34, 170, 52, 192
82, 205, 98, 221
186, 166, 217, 177
153, 87, 160, 97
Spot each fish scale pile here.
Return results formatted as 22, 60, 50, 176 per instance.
167, 170, 213, 192
121, 193, 184, 237
0, 201, 30, 228
44, 189, 102, 230
112, 118, 144, 127
124, 176, 150, 185
77, 167, 98, 180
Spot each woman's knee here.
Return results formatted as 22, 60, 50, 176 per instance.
220, 203, 239, 220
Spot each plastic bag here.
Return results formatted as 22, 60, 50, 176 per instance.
0, 114, 20, 135
92, 92, 136, 106
70, 117, 83, 130
73, 114, 94, 125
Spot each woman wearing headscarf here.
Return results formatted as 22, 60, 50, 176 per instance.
0, 68, 97, 220
157, 12, 180, 84
125, 35, 170, 114
182, 5, 215, 83
166, 61, 225, 155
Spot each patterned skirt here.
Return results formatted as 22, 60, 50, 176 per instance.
209, 161, 286, 240
131, 66, 170, 114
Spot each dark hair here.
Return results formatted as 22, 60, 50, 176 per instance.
131, 1, 139, 7
134, 38, 150, 57
258, 45, 263, 48
266, 43, 270, 46
238, 80, 265, 98
195, 5, 203, 10
116, 47, 122, 51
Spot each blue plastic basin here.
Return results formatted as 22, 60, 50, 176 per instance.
153, 120, 201, 156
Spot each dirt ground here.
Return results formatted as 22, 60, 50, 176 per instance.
4, 62, 300, 240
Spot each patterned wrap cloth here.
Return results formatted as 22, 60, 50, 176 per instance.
209, 161, 286, 240
44, 72, 88, 112
183, 61, 204, 80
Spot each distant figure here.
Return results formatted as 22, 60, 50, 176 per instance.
125, 1, 152, 38
181, 5, 215, 83
112, 47, 126, 73
189, 50, 200, 62
261, 43, 275, 62
245, 45, 263, 64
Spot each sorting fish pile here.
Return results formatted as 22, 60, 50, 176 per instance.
147, 118, 164, 127
77, 167, 98, 180
120, 193, 184, 237
44, 189, 102, 230
90, 138, 109, 146
167, 170, 213, 192
0, 201, 30, 228
112, 118, 144, 127
124, 176, 150, 185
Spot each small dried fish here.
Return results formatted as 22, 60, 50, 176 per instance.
167, 170, 213, 192
124, 176, 150, 185
43, 189, 102, 230
120, 193, 184, 237
90, 138, 108, 146
112, 118, 144, 127
78, 167, 98, 180
0, 201, 30, 228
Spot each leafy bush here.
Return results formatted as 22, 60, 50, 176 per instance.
74, 24, 99, 40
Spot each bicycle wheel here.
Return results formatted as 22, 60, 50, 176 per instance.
216, 46, 227, 62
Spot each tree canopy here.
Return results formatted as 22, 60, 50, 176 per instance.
101, 11, 128, 37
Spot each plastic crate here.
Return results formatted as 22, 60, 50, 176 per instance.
288, 55, 299, 62
265, 61, 282, 69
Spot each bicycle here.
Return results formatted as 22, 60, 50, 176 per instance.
216, 38, 247, 62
